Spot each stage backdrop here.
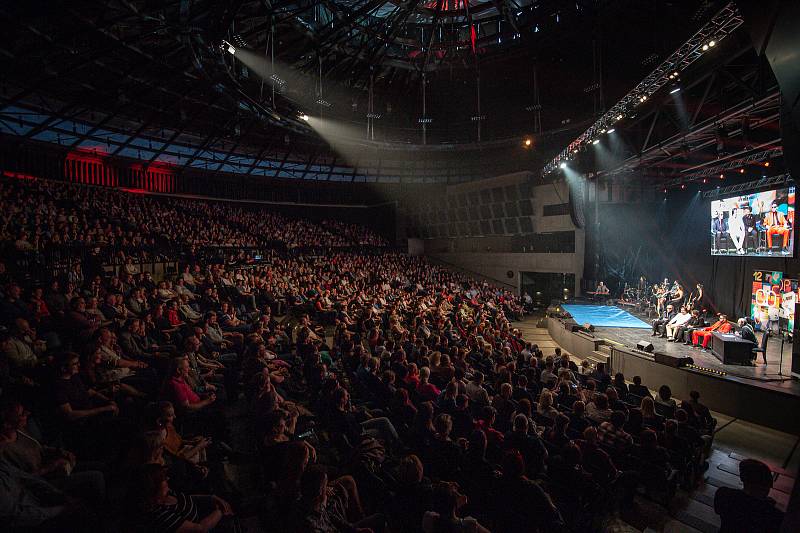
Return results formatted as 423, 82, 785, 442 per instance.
586, 186, 799, 319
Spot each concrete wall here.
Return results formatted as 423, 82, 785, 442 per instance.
429, 250, 584, 294
414, 175, 585, 294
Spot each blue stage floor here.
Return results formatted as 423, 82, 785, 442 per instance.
562, 304, 650, 329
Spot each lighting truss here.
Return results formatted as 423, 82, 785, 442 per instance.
542, 1, 744, 175
664, 146, 783, 188
702, 173, 792, 198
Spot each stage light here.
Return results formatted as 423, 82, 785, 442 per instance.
739, 168, 745, 174
606, 128, 615, 134
719, 173, 724, 180
681, 183, 686, 189
673, 72, 679, 77
523, 138, 532, 147
702, 178, 707, 184
300, 113, 309, 121
616, 114, 623, 121
709, 40, 716, 47
663, 188, 667, 194
559, 162, 568, 169
592, 139, 600, 145
764, 161, 770, 167
702, 44, 709, 51
670, 87, 681, 94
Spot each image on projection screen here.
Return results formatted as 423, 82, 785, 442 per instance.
711, 186, 795, 257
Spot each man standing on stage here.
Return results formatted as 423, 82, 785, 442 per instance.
691, 314, 733, 349
763, 201, 791, 255
652, 304, 675, 338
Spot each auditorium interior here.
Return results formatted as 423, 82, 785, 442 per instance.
1, 1, 800, 532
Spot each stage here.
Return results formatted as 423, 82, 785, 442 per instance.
544, 303, 800, 434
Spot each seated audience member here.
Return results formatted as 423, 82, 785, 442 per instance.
688, 390, 716, 432
640, 396, 665, 432
586, 393, 612, 423
291, 466, 385, 533
504, 413, 548, 478
53, 352, 121, 457
426, 413, 463, 481
597, 410, 633, 452
0, 399, 105, 500
422, 480, 490, 533
465, 371, 490, 406
536, 389, 559, 421
714, 458, 784, 533
568, 400, 591, 437
491, 451, 564, 533
545, 413, 571, 451
389, 454, 433, 533
628, 375, 652, 399
128, 463, 239, 533
612, 372, 628, 396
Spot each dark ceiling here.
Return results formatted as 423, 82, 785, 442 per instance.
1, 0, 728, 152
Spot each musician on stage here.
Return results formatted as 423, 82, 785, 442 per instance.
593, 281, 610, 303
690, 314, 733, 349
668, 282, 684, 307
687, 283, 704, 312
652, 304, 676, 337
655, 278, 670, 314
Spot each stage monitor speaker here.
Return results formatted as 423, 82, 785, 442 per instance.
654, 352, 694, 368
636, 341, 654, 353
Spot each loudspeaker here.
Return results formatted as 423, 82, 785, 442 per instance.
655, 352, 694, 368
636, 341, 654, 353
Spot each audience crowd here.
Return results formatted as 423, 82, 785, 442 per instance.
0, 177, 785, 532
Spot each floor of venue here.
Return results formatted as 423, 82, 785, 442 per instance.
516, 318, 798, 533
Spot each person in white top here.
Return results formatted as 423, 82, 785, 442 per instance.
728, 206, 746, 254
666, 306, 692, 341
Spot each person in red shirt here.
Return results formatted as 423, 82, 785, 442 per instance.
165, 357, 215, 411
691, 314, 733, 349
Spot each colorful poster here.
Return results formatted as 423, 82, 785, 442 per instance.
751, 270, 798, 331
